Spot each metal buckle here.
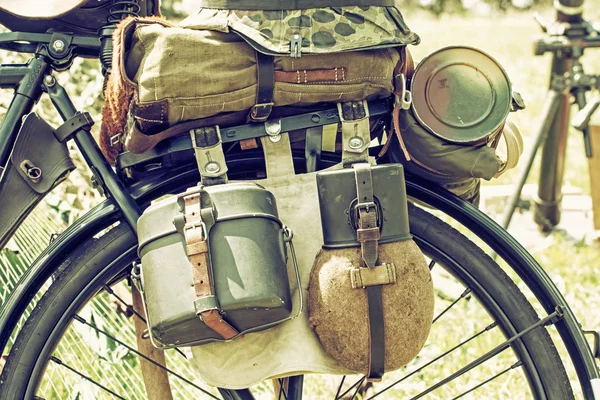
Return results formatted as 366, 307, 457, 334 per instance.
349, 199, 382, 232
249, 102, 274, 122
109, 133, 122, 147
184, 221, 207, 238
356, 201, 378, 214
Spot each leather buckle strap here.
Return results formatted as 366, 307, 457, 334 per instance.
352, 163, 379, 268
248, 52, 275, 122
54, 111, 94, 143
182, 190, 239, 340
351, 163, 385, 380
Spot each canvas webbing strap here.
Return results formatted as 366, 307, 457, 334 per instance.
249, 52, 275, 122
183, 191, 239, 339
190, 126, 228, 186
352, 163, 384, 380
197, 0, 394, 9
339, 101, 371, 165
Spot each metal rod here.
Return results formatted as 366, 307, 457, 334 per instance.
102, 284, 187, 360
73, 314, 218, 399
369, 322, 498, 399
574, 89, 593, 157
432, 288, 471, 324
45, 79, 141, 232
0, 58, 47, 168
408, 308, 562, 400
451, 361, 523, 400
500, 90, 562, 230
50, 356, 127, 399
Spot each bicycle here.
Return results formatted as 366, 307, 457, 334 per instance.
0, 1, 598, 399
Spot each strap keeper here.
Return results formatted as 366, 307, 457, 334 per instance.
186, 240, 209, 256
54, 111, 95, 142
357, 227, 381, 242
351, 263, 396, 289
194, 296, 219, 316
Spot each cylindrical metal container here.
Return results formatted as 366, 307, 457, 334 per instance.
410, 46, 512, 145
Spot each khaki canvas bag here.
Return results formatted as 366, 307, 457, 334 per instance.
100, 16, 405, 164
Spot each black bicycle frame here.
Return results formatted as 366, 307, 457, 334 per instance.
0, 48, 141, 233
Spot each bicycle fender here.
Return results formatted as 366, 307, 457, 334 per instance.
0, 199, 122, 354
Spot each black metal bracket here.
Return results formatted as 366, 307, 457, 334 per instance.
583, 329, 600, 359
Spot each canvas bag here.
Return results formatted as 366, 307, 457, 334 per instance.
100, 15, 404, 164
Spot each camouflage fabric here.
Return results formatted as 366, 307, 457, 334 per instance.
180, 6, 419, 54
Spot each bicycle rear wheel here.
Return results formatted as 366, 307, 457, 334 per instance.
0, 204, 574, 399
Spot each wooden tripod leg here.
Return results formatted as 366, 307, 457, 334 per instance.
132, 286, 174, 400
589, 125, 600, 231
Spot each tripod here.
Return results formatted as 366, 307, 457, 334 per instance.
500, 0, 600, 232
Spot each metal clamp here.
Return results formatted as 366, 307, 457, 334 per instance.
290, 34, 302, 58
394, 73, 412, 111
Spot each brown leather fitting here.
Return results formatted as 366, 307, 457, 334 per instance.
201, 310, 239, 340
274, 67, 347, 84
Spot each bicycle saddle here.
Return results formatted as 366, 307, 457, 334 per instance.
0, 0, 160, 35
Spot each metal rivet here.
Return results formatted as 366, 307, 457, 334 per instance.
311, 114, 320, 123
44, 75, 56, 87
205, 162, 220, 174
225, 130, 236, 138
268, 134, 281, 143
52, 40, 65, 52
348, 136, 364, 149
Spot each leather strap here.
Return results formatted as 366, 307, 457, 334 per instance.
274, 67, 346, 84
196, 0, 394, 10
353, 163, 380, 269
249, 52, 275, 122
54, 111, 94, 143
366, 285, 385, 380
351, 163, 385, 380
183, 191, 239, 339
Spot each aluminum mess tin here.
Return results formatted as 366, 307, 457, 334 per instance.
410, 46, 512, 145
137, 182, 292, 347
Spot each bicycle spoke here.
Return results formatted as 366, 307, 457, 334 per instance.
432, 288, 472, 324
334, 376, 347, 399
337, 377, 366, 400
50, 356, 126, 399
277, 378, 288, 400
368, 322, 498, 399
349, 377, 365, 400
451, 361, 523, 400
72, 314, 219, 400
409, 308, 562, 400
102, 284, 187, 360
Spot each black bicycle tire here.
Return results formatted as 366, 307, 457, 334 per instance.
0, 205, 574, 399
